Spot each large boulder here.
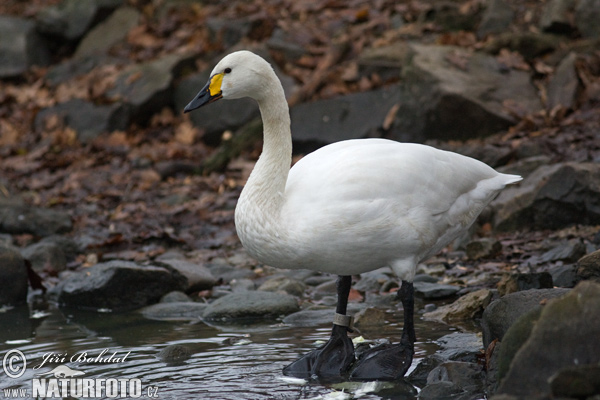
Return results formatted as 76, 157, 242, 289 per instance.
0, 16, 50, 78
74, 6, 140, 58
0, 244, 28, 306
0, 199, 72, 236
36, 0, 123, 41
492, 162, 600, 231
202, 291, 299, 321
57, 261, 186, 311
496, 281, 600, 398
481, 288, 570, 348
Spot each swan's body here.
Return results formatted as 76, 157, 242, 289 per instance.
184, 50, 521, 381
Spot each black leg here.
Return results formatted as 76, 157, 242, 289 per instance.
283, 275, 355, 380
349, 280, 415, 381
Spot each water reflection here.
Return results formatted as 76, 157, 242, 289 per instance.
0, 304, 458, 399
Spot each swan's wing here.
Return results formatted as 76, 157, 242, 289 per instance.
281, 139, 518, 267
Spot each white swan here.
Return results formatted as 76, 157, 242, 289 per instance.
184, 50, 522, 381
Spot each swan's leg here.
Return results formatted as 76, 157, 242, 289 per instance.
282, 275, 355, 380
349, 280, 415, 380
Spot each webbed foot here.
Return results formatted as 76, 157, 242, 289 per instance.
283, 324, 355, 380
349, 341, 414, 381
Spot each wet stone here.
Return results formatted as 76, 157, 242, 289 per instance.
157, 344, 192, 364
21, 241, 67, 275
160, 291, 191, 303
0, 16, 50, 78
202, 291, 299, 321
158, 259, 217, 292
139, 302, 206, 321
576, 249, 600, 281
549, 264, 578, 288
424, 289, 492, 323
414, 282, 460, 299
0, 244, 28, 306
497, 272, 554, 296
435, 332, 483, 363
0, 199, 72, 236
258, 276, 306, 297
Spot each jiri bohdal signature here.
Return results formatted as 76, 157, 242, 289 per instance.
33, 349, 131, 370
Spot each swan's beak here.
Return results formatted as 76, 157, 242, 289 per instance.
183, 73, 224, 113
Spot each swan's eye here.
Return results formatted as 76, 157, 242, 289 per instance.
224, 68, 232, 74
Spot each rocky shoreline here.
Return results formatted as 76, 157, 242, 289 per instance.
1, 0, 600, 399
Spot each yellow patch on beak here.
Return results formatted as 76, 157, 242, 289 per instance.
209, 73, 224, 96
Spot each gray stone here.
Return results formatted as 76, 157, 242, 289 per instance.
427, 361, 485, 392
36, 0, 123, 41
577, 249, 600, 281
353, 307, 387, 331
497, 281, 600, 398
0, 199, 72, 236
58, 260, 186, 311
482, 32, 564, 61
203, 291, 299, 321
139, 302, 206, 321
436, 332, 483, 363
540, 238, 587, 263
408, 355, 445, 388
478, 0, 514, 38
0, 16, 50, 78
549, 264, 578, 287
466, 238, 502, 260
414, 282, 460, 299
157, 259, 217, 292
258, 276, 306, 297
290, 85, 404, 150
481, 288, 570, 348
282, 308, 334, 327
357, 43, 411, 81
547, 53, 580, 109
159, 291, 191, 303
206, 18, 251, 49
418, 381, 464, 400
391, 44, 541, 142
497, 272, 554, 296
575, 0, 600, 38
21, 241, 67, 275
492, 163, 600, 231
107, 53, 196, 123
74, 6, 141, 58
230, 278, 256, 292
0, 244, 28, 306
157, 344, 191, 364
540, 0, 576, 34
35, 99, 129, 143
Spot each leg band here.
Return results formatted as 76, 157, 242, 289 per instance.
333, 313, 354, 329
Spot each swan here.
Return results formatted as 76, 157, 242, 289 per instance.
184, 50, 522, 381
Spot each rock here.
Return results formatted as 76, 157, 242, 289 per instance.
0, 16, 50, 78
0, 199, 72, 236
157, 259, 217, 292
391, 44, 542, 142
417, 381, 463, 400
36, 0, 123, 41
424, 289, 492, 323
540, 238, 587, 263
481, 288, 570, 348
408, 355, 445, 388
549, 364, 600, 399
427, 2, 478, 31
206, 18, 251, 48
496, 272, 554, 296
157, 344, 191, 364
574, 0, 600, 38
492, 163, 600, 231
74, 6, 141, 58
413, 282, 460, 299
427, 361, 485, 394
139, 302, 206, 321
353, 307, 386, 330
57, 260, 186, 311
159, 291, 191, 303
357, 42, 411, 81
466, 238, 502, 260
282, 308, 335, 327
549, 264, 578, 287
477, 0, 514, 38
289, 85, 404, 152
547, 53, 581, 110
435, 332, 483, 363
35, 99, 129, 143
496, 281, 600, 398
258, 276, 306, 297
230, 278, 256, 292
46, 54, 126, 87
0, 244, 28, 306
539, 0, 576, 34
482, 32, 563, 61
21, 241, 67, 275
202, 291, 299, 321
107, 53, 196, 124
576, 249, 600, 281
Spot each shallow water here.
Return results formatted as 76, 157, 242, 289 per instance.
0, 303, 461, 399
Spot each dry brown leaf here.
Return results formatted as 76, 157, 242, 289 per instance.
496, 49, 530, 71
175, 120, 199, 145
0, 120, 19, 146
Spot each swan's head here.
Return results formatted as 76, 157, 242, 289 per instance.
183, 50, 276, 113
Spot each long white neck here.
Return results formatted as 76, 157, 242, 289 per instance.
236, 76, 291, 229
